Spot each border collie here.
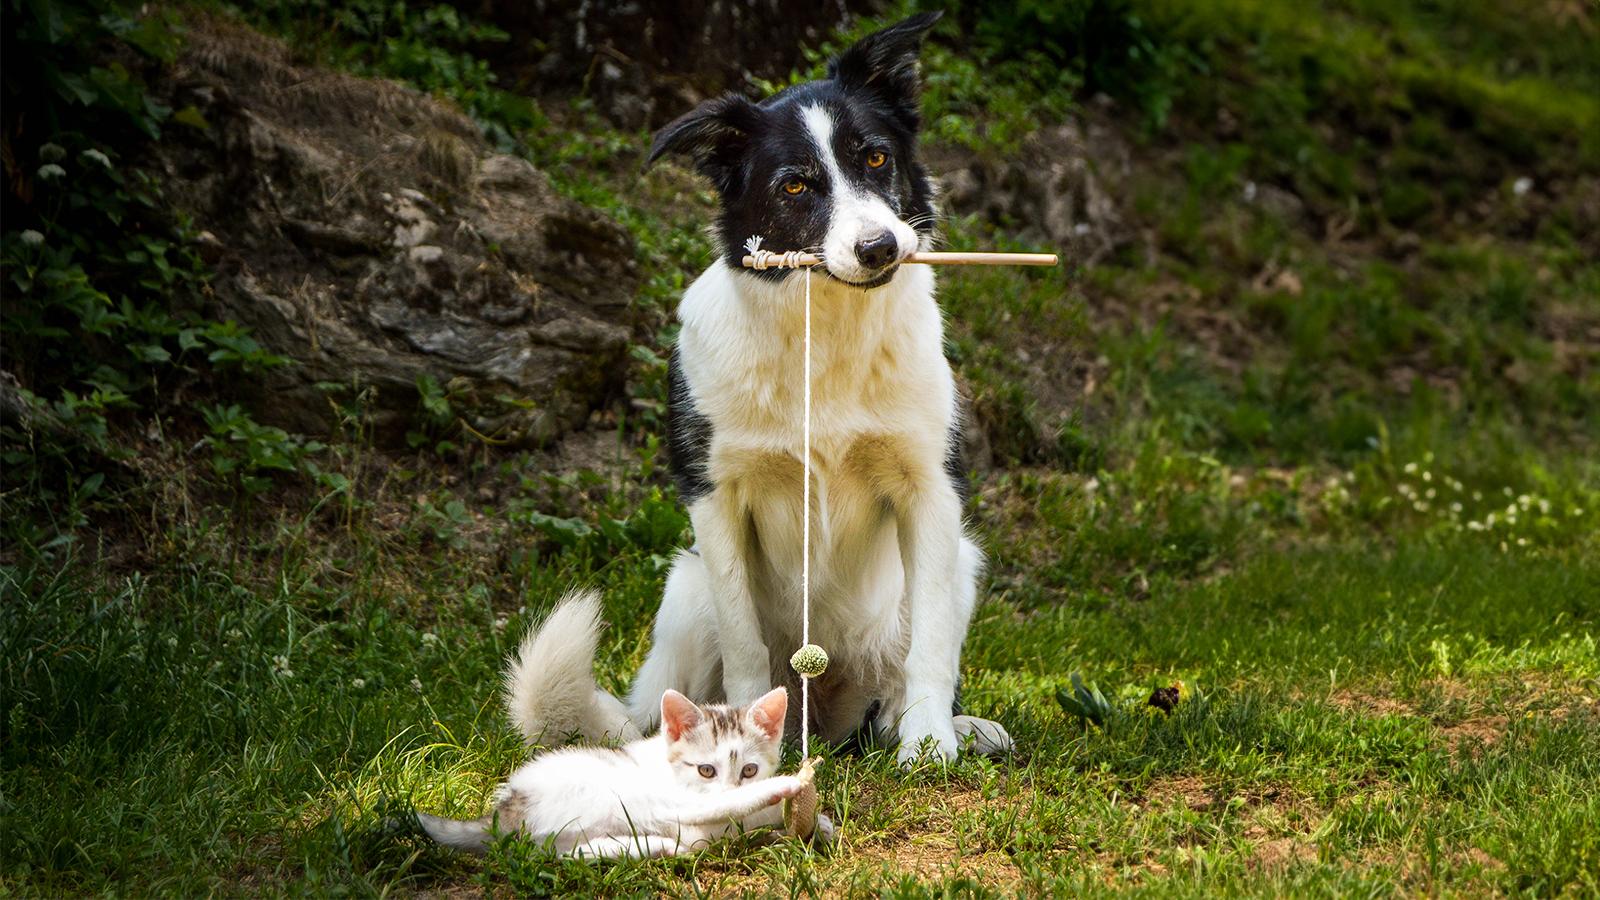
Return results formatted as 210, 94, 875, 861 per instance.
515, 12, 1010, 763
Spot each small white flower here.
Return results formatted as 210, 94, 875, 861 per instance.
36, 163, 65, 180
225, 628, 243, 641
1516, 537, 1529, 547
1573, 508, 1585, 517
271, 654, 294, 679
1450, 502, 1463, 514
1413, 501, 1429, 512
421, 632, 439, 645
492, 616, 508, 633
410, 676, 423, 692
351, 678, 367, 689
165, 635, 178, 647
1422, 471, 1432, 482
38, 143, 66, 163
80, 149, 111, 168
1473, 491, 1483, 501
20, 229, 44, 247
1512, 176, 1533, 196
1404, 462, 1418, 474
1467, 521, 1485, 531
1425, 488, 1436, 499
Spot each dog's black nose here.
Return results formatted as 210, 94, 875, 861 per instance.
854, 231, 899, 270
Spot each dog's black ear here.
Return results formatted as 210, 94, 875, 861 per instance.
646, 94, 763, 190
828, 11, 942, 118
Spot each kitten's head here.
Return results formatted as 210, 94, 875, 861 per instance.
660, 688, 787, 793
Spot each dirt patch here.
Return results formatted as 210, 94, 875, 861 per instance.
1095, 854, 1171, 887
1145, 775, 1214, 811
1327, 682, 1597, 754
799, 786, 1032, 892
1438, 716, 1510, 754
1329, 690, 1418, 718
1247, 834, 1320, 871
850, 843, 1022, 890
1143, 776, 1316, 823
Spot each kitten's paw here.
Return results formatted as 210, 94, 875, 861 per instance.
764, 776, 807, 804
811, 812, 837, 845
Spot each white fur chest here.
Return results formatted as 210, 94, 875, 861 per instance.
678, 262, 953, 453
675, 262, 955, 614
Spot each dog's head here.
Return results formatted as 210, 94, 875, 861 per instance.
647, 12, 941, 289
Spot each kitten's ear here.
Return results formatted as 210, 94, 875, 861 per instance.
660, 690, 703, 742
828, 11, 941, 126
645, 93, 763, 191
747, 687, 789, 741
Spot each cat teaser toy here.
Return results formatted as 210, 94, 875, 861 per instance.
743, 238, 1058, 842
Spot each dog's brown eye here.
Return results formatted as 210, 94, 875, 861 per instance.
740, 763, 759, 780
866, 150, 888, 169
697, 764, 716, 779
783, 180, 807, 195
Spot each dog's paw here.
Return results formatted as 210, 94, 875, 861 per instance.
895, 711, 959, 767
954, 714, 1014, 757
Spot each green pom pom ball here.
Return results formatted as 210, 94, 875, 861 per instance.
790, 644, 829, 678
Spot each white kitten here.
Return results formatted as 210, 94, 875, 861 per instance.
417, 594, 833, 858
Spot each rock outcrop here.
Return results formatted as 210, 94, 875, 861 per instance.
153, 16, 638, 447
932, 119, 1132, 267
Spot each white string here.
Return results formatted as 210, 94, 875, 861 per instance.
800, 264, 811, 761
745, 237, 815, 762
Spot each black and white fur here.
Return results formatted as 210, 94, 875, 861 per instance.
527, 13, 1010, 763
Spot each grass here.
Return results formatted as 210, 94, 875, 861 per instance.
4, 0, 1599, 895
3, 438, 1596, 896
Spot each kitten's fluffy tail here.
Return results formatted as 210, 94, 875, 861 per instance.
504, 590, 641, 745
416, 812, 494, 853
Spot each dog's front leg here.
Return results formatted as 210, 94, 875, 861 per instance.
893, 483, 966, 764
690, 492, 771, 707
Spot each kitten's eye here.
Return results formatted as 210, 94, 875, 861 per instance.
740, 763, 759, 780
697, 764, 716, 779
866, 150, 888, 169
782, 180, 807, 195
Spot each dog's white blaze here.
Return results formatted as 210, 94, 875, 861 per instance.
800, 104, 917, 283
